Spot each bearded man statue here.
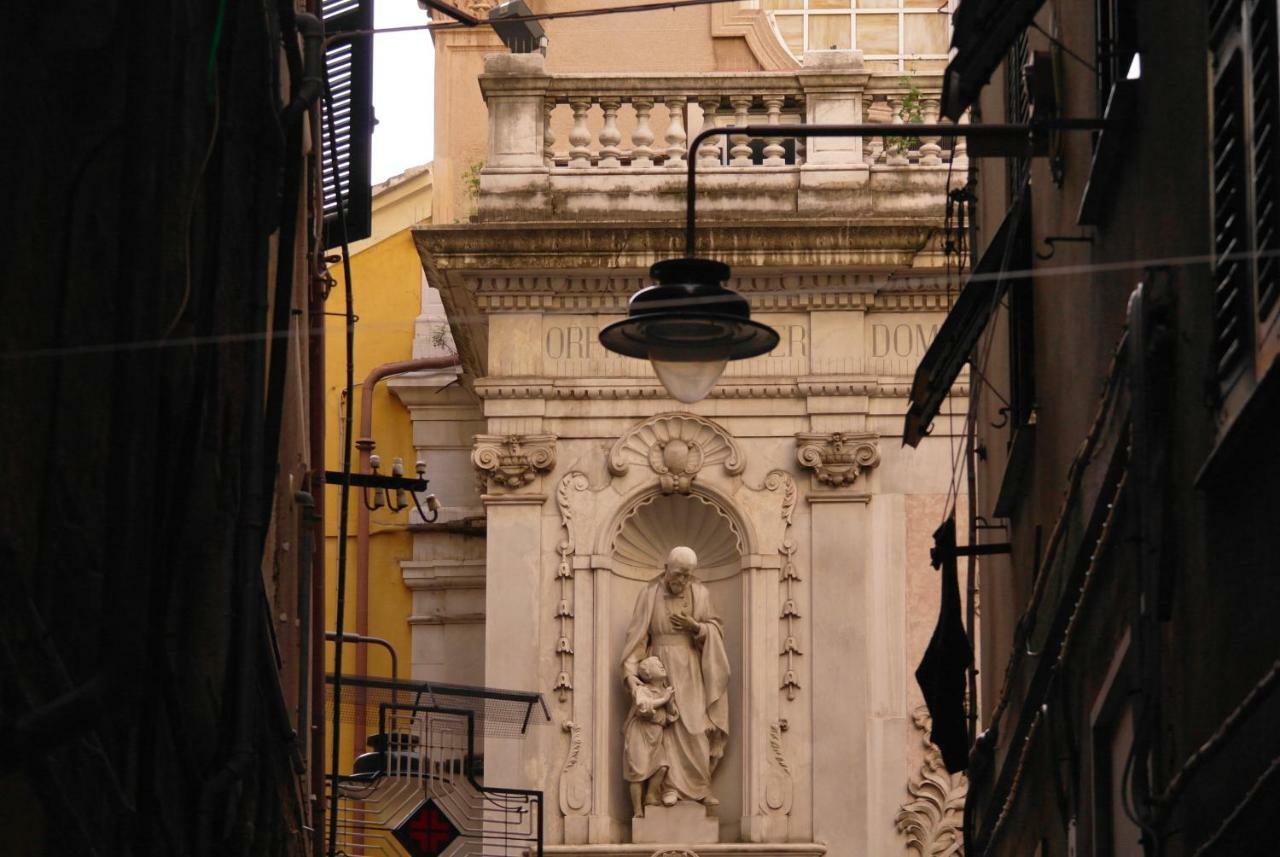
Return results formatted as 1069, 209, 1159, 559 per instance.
620, 546, 730, 809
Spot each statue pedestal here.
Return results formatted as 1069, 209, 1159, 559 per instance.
632, 801, 720, 844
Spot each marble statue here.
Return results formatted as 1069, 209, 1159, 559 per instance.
621, 546, 730, 814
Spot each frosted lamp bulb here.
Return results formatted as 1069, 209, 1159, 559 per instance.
651, 359, 727, 404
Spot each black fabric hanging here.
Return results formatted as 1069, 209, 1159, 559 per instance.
914, 515, 973, 773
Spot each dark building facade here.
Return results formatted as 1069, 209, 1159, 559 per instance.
908, 0, 1280, 854
2, 3, 340, 854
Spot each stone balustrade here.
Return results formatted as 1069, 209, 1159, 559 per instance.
476, 52, 964, 221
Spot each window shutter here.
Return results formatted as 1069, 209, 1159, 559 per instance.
322, 0, 374, 249
1251, 0, 1280, 349
1211, 50, 1250, 382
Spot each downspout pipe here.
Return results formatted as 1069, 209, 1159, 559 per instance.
351, 355, 460, 753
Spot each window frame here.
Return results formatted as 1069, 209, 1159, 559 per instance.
755, 0, 954, 69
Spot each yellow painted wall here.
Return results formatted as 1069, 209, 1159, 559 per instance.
324, 166, 433, 769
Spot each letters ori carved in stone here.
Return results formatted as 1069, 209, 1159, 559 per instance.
795, 432, 881, 488
472, 434, 556, 490
609, 414, 744, 494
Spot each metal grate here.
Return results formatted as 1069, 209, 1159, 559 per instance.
326, 676, 548, 857
321, 0, 374, 248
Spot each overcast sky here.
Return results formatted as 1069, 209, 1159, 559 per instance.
371, 2, 436, 184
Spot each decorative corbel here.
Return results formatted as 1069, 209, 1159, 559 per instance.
795, 432, 881, 488
472, 433, 556, 491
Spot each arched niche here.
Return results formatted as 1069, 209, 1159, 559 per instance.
603, 488, 747, 841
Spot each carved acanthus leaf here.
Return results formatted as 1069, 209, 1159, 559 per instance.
558, 720, 591, 817
609, 413, 744, 493
472, 433, 556, 491
761, 721, 794, 815
795, 432, 881, 488
896, 706, 968, 857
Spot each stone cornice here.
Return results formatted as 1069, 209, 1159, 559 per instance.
466, 273, 955, 314
471, 377, 970, 401
414, 221, 942, 273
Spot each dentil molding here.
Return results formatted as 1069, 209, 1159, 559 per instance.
795, 432, 881, 487
472, 433, 556, 490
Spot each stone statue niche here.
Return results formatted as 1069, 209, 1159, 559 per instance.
621, 546, 729, 843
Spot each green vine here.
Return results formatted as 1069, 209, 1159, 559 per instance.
890, 77, 924, 156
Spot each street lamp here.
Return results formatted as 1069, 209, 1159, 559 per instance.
598, 257, 779, 403
599, 119, 1098, 403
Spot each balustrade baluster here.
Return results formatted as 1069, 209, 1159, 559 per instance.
631, 97, 657, 167
543, 98, 556, 166
729, 95, 753, 166
887, 96, 908, 165
568, 97, 594, 168
762, 96, 785, 166
598, 98, 623, 167
697, 96, 723, 166
919, 97, 942, 165
664, 96, 688, 168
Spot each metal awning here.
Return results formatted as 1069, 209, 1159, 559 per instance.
942, 0, 1049, 120
903, 188, 1029, 447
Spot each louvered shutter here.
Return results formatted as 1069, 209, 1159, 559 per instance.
1251, 0, 1280, 365
1211, 47, 1250, 382
322, 0, 374, 249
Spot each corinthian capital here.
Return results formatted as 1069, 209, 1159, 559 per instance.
795, 432, 880, 488
472, 433, 556, 491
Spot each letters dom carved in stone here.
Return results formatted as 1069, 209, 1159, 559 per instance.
609, 414, 744, 494
795, 432, 881, 488
472, 433, 556, 490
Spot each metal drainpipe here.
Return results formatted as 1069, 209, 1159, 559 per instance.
352, 356, 461, 754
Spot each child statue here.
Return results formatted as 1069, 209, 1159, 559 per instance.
623, 655, 679, 818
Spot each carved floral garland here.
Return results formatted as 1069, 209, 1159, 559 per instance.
765, 470, 802, 700
554, 472, 589, 701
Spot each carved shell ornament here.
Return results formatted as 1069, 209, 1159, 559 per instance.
609, 413, 744, 494
612, 493, 744, 582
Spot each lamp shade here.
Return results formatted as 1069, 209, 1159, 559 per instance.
599, 258, 779, 402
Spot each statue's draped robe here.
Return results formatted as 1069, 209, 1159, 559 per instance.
621, 579, 730, 800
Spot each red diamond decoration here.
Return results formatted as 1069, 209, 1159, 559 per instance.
393, 799, 461, 857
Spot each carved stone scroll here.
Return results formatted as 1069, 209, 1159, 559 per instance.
472, 433, 556, 490
609, 413, 744, 493
896, 705, 968, 857
795, 432, 880, 488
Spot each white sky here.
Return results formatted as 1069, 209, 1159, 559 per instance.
371, 2, 436, 184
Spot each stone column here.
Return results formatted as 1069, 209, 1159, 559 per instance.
472, 434, 556, 790
807, 491, 871, 857
481, 53, 552, 171
797, 51, 870, 168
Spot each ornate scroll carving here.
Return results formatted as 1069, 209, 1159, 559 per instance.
559, 720, 591, 819
765, 470, 802, 700
896, 706, 968, 857
472, 433, 556, 490
795, 432, 881, 487
609, 413, 744, 493
554, 472, 589, 701
761, 720, 794, 816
